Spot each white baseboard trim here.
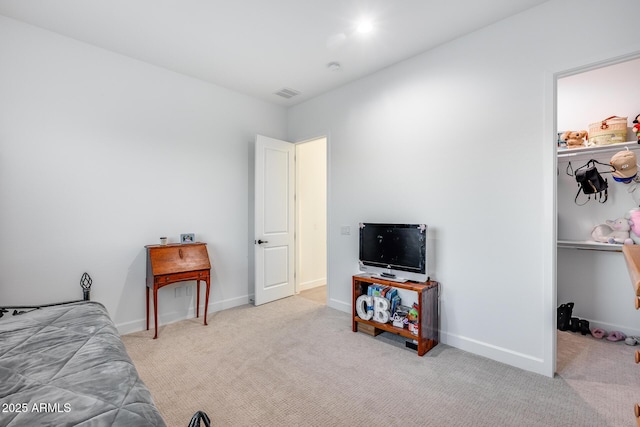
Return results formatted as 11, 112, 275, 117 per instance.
441, 331, 549, 376
328, 298, 350, 313
116, 294, 250, 335
585, 319, 640, 338
319, 298, 551, 376
298, 278, 326, 292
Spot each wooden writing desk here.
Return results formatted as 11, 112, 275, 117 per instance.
145, 242, 211, 339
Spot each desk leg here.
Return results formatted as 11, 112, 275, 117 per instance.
196, 281, 201, 318
153, 285, 159, 339
146, 286, 150, 330
204, 277, 210, 326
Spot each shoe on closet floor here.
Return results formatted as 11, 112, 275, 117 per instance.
590, 328, 607, 339
557, 302, 574, 331
570, 317, 581, 333
578, 319, 590, 335
607, 331, 626, 342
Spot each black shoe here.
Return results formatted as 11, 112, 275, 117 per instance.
579, 319, 590, 335
557, 302, 574, 331
570, 317, 581, 332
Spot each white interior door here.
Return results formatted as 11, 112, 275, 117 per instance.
254, 134, 295, 305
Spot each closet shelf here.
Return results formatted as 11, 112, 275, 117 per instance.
557, 140, 639, 159
557, 239, 623, 252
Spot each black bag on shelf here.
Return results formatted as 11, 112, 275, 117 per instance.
569, 159, 611, 205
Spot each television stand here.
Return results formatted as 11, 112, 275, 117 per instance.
352, 274, 439, 356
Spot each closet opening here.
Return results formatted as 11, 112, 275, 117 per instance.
554, 54, 640, 373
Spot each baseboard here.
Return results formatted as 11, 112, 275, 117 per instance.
328, 298, 350, 313
298, 278, 326, 292
584, 319, 640, 337
116, 294, 250, 335
325, 297, 552, 376
441, 331, 549, 376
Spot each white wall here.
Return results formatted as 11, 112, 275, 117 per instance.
296, 138, 327, 292
0, 16, 287, 333
3, 0, 640, 377
287, 0, 640, 376
557, 58, 640, 335
558, 58, 640, 137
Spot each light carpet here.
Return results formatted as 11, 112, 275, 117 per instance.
298, 285, 326, 305
122, 296, 640, 427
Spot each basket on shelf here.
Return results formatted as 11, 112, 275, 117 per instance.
587, 116, 628, 146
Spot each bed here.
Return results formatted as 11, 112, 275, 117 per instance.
0, 301, 167, 426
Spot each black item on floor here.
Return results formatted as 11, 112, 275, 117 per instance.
405, 340, 418, 351
557, 302, 574, 331
579, 319, 590, 335
570, 317, 581, 332
188, 411, 211, 427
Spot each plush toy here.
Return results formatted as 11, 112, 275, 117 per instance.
628, 208, 640, 244
633, 114, 640, 143
591, 217, 634, 244
561, 130, 588, 149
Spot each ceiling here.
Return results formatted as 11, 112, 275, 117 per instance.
0, 0, 550, 106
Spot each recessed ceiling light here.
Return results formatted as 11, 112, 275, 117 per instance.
356, 20, 373, 34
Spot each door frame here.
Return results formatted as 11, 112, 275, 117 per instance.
546, 49, 640, 377
294, 136, 328, 300
293, 133, 330, 304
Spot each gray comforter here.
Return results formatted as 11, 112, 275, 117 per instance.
0, 301, 166, 426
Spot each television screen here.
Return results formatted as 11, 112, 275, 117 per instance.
359, 223, 427, 281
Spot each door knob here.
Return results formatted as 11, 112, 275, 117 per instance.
257, 239, 269, 244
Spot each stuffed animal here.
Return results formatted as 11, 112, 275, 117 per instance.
561, 130, 588, 149
591, 217, 634, 244
628, 208, 640, 244
633, 114, 640, 143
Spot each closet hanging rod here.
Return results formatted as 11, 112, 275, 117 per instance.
557, 140, 639, 159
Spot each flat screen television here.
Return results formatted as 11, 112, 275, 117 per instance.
358, 223, 428, 282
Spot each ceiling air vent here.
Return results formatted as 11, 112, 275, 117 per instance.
274, 87, 300, 99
